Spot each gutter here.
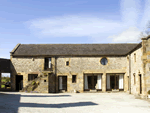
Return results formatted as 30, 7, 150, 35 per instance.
126, 42, 142, 55
129, 54, 131, 94
55, 56, 57, 93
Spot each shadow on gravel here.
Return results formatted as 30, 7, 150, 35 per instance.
21, 95, 71, 97
0, 92, 98, 113
20, 102, 98, 108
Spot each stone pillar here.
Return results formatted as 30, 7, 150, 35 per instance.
102, 73, 106, 92
51, 57, 55, 74
55, 75, 59, 93
67, 74, 72, 92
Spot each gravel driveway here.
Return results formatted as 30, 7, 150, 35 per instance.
0, 92, 150, 113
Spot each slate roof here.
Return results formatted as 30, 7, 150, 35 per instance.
11, 43, 141, 56
0, 58, 11, 73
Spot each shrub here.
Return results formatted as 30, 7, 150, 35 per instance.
148, 90, 150, 94
32, 81, 36, 85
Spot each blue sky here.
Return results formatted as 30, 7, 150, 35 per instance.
0, 0, 150, 59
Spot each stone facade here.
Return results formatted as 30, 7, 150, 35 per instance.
8, 35, 150, 99
10, 57, 54, 93
10, 56, 129, 93
130, 46, 144, 96
142, 37, 150, 97
56, 56, 128, 93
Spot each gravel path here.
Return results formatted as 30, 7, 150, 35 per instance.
0, 92, 150, 113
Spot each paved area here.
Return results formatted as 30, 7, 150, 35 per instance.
0, 92, 150, 113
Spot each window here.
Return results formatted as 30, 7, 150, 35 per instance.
28, 74, 38, 81
66, 61, 69, 66
45, 58, 51, 69
134, 53, 136, 62
72, 75, 76, 83
100, 57, 108, 65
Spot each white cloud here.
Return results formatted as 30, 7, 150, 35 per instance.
28, 15, 123, 38
108, 0, 150, 43
26, 0, 150, 43
108, 27, 141, 43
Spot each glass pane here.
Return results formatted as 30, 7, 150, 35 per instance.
101, 58, 108, 65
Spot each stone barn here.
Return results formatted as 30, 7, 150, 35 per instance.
8, 35, 150, 99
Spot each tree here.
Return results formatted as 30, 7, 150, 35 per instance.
139, 21, 150, 39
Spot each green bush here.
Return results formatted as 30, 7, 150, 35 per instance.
148, 90, 150, 94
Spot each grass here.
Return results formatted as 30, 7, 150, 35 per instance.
2, 79, 6, 82
1, 85, 5, 88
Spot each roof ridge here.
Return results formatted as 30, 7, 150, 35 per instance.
21, 43, 139, 45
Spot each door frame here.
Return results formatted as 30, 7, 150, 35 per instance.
106, 74, 124, 91
84, 74, 102, 91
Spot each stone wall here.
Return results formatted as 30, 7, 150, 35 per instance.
130, 46, 143, 95
11, 54, 141, 94
142, 37, 150, 96
10, 57, 54, 92
56, 56, 128, 93
11, 57, 44, 73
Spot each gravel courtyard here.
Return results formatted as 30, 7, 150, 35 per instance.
0, 92, 150, 113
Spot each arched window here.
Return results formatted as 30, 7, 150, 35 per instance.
100, 57, 108, 65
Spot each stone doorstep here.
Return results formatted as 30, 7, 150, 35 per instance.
59, 90, 66, 93
112, 89, 119, 92
90, 89, 97, 93
135, 95, 141, 99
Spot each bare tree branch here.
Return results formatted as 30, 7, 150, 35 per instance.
139, 21, 150, 39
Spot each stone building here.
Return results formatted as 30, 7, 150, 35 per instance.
7, 35, 150, 98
